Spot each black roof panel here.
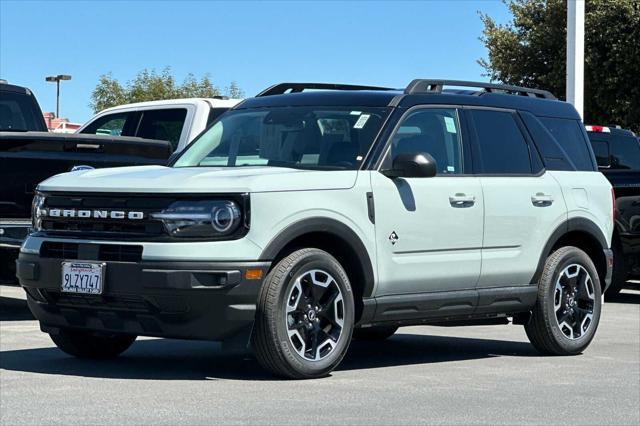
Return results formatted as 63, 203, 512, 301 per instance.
237, 90, 402, 109
237, 86, 579, 120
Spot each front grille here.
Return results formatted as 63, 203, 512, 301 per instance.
39, 194, 173, 239
40, 241, 79, 259
41, 242, 143, 262
46, 292, 150, 312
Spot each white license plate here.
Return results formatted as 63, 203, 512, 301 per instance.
61, 262, 105, 295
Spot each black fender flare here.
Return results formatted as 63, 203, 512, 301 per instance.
530, 217, 609, 284
259, 217, 375, 298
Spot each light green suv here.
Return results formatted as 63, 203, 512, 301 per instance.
18, 81, 614, 379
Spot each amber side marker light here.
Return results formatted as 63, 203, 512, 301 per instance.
245, 269, 264, 280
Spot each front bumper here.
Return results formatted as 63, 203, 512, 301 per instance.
17, 252, 270, 341
0, 219, 30, 249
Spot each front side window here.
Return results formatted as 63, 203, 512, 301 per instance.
469, 109, 532, 174
174, 106, 390, 170
81, 112, 131, 136
386, 108, 462, 175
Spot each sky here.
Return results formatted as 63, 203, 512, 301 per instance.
0, 0, 511, 123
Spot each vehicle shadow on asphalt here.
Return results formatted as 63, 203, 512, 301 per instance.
0, 332, 540, 381
0, 296, 34, 321
1, 290, 637, 381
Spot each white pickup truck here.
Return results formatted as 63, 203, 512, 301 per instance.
76, 97, 242, 153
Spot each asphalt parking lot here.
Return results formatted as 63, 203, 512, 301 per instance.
1, 284, 638, 425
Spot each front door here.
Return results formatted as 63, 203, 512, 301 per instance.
371, 107, 483, 296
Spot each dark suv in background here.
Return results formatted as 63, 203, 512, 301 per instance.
586, 125, 640, 296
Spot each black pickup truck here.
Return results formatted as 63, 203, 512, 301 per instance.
586, 125, 640, 296
0, 82, 172, 281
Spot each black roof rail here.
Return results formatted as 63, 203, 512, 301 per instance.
404, 79, 557, 100
256, 82, 396, 97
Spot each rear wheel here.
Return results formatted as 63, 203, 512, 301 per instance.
49, 328, 136, 359
525, 246, 602, 355
252, 248, 355, 379
353, 325, 398, 341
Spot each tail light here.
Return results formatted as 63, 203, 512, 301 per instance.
585, 125, 611, 133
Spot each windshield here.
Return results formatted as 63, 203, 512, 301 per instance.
173, 106, 390, 170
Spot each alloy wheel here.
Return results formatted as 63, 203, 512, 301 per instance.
553, 264, 596, 340
285, 269, 344, 361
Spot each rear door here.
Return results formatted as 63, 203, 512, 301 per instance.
466, 108, 567, 288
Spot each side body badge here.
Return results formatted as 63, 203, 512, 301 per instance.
389, 231, 399, 245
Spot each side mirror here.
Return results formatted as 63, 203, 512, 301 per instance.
381, 152, 437, 178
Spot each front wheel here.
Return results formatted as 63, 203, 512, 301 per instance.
252, 248, 355, 379
525, 246, 602, 355
49, 328, 136, 359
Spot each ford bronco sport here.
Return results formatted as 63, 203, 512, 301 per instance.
17, 80, 614, 379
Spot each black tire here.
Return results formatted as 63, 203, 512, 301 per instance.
252, 248, 355, 379
525, 246, 602, 355
605, 239, 627, 300
49, 328, 136, 359
353, 325, 398, 341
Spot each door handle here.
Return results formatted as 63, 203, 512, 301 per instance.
531, 193, 554, 207
449, 193, 475, 207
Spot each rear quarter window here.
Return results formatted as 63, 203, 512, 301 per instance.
539, 117, 595, 171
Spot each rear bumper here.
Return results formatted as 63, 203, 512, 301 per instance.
17, 252, 270, 341
0, 219, 30, 249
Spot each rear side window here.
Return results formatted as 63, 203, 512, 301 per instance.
468, 109, 532, 174
136, 108, 187, 149
539, 117, 594, 171
589, 138, 610, 167
81, 112, 135, 136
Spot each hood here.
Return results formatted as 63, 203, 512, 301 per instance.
37, 165, 359, 194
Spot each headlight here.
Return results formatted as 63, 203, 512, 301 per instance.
151, 200, 243, 238
31, 193, 45, 232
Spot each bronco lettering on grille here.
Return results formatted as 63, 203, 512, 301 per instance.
39, 209, 145, 220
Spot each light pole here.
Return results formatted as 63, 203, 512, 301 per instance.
45, 74, 72, 118
566, 0, 585, 119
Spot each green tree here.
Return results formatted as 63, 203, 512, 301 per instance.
89, 73, 127, 113
224, 81, 245, 99
90, 67, 242, 112
479, 0, 640, 132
